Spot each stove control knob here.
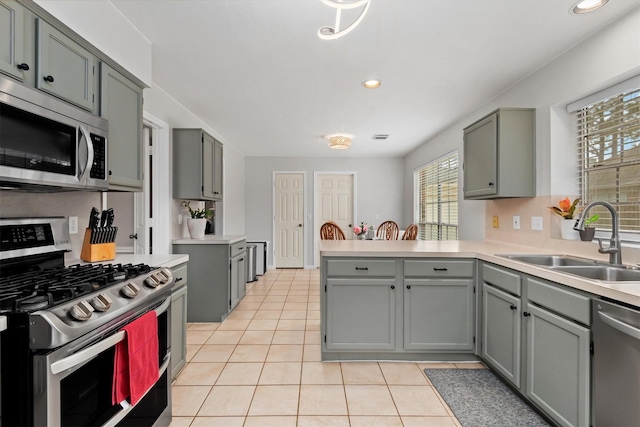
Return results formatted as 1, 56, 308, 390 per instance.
121, 282, 140, 298
92, 293, 112, 311
157, 268, 172, 284
69, 300, 95, 321
144, 274, 161, 288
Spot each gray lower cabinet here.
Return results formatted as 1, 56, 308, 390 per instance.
482, 283, 521, 387
173, 129, 223, 201
100, 62, 144, 191
480, 262, 591, 427
325, 278, 396, 351
170, 263, 188, 381
0, 0, 28, 81
173, 240, 246, 322
36, 19, 95, 111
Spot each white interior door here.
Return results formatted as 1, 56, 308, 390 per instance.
315, 174, 354, 262
274, 173, 304, 268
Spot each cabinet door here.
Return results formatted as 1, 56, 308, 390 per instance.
213, 139, 223, 200
230, 253, 246, 311
403, 279, 474, 351
326, 278, 396, 351
202, 133, 216, 199
37, 19, 94, 111
482, 283, 521, 387
463, 112, 497, 198
100, 63, 144, 191
0, 1, 26, 81
170, 284, 188, 381
525, 303, 590, 427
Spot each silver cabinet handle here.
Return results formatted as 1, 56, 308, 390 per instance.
78, 125, 94, 181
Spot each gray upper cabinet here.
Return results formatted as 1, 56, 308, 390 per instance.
463, 108, 535, 199
100, 63, 144, 191
0, 1, 27, 81
37, 19, 95, 111
174, 129, 223, 201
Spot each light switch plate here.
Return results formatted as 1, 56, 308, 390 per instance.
531, 216, 543, 231
513, 216, 520, 230
492, 216, 499, 228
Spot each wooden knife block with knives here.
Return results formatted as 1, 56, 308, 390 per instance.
81, 207, 118, 262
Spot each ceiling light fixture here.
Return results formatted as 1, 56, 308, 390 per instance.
571, 0, 609, 14
324, 133, 354, 149
363, 79, 381, 89
318, 0, 371, 41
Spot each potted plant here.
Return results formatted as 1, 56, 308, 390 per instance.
549, 197, 581, 240
579, 214, 599, 241
182, 201, 212, 239
352, 222, 370, 240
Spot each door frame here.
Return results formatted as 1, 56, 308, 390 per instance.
272, 171, 308, 269
313, 171, 357, 268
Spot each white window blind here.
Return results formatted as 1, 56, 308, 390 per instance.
416, 152, 458, 240
575, 87, 640, 238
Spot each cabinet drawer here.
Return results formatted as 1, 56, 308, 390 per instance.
231, 241, 247, 258
171, 264, 188, 287
527, 278, 591, 325
404, 259, 474, 278
482, 264, 521, 296
326, 259, 396, 277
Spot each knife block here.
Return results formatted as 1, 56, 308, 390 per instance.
81, 228, 116, 262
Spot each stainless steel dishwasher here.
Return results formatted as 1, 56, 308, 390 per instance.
592, 299, 640, 426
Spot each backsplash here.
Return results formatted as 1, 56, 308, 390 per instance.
0, 191, 102, 261
486, 196, 640, 265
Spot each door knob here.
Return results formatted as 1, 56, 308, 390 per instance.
129, 234, 138, 239
348, 224, 353, 227
43, 75, 54, 83
298, 224, 303, 227
17, 63, 29, 71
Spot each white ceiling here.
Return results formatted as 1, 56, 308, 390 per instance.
110, 0, 638, 158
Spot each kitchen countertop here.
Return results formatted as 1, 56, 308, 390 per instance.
173, 235, 246, 245
319, 240, 640, 307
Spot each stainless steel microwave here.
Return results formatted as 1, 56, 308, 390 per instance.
0, 75, 109, 191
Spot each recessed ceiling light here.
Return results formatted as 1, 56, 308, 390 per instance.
363, 80, 381, 89
571, 0, 608, 14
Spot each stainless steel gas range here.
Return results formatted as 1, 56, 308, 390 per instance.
0, 217, 174, 427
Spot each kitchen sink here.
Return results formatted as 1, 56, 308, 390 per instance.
549, 266, 640, 282
500, 254, 602, 267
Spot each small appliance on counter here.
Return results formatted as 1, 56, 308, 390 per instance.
81, 207, 118, 262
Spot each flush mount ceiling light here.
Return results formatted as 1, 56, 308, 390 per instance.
324, 133, 354, 149
363, 79, 381, 89
571, 0, 609, 14
318, 0, 371, 41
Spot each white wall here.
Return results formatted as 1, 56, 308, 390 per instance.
403, 8, 640, 239
245, 156, 404, 267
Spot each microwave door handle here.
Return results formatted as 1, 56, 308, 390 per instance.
78, 125, 94, 181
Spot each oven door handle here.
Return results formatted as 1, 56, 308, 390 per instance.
50, 297, 171, 374
102, 352, 171, 427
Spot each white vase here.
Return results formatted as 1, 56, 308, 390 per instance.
187, 218, 207, 239
560, 219, 580, 241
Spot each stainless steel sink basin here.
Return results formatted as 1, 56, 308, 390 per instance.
501, 254, 601, 267
549, 266, 640, 282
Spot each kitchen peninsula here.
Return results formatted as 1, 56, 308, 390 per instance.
173, 235, 247, 322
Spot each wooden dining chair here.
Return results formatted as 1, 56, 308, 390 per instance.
402, 224, 418, 240
376, 220, 399, 240
320, 221, 346, 240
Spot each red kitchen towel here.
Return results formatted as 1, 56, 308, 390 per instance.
112, 311, 159, 406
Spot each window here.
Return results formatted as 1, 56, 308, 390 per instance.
415, 152, 458, 240
574, 85, 640, 240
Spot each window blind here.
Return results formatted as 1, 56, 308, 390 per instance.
576, 87, 640, 237
416, 152, 458, 240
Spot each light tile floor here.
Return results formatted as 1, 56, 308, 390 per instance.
170, 268, 483, 427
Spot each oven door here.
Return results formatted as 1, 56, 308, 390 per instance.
33, 296, 171, 427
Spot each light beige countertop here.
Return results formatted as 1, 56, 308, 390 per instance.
172, 235, 246, 245
319, 240, 640, 307
67, 253, 189, 269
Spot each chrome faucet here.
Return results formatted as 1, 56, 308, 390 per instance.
573, 201, 622, 265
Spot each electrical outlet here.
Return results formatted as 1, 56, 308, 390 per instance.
513, 216, 520, 230
178, 214, 183, 225
492, 216, 499, 228
531, 216, 543, 231
376, 214, 380, 220
69, 216, 78, 234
